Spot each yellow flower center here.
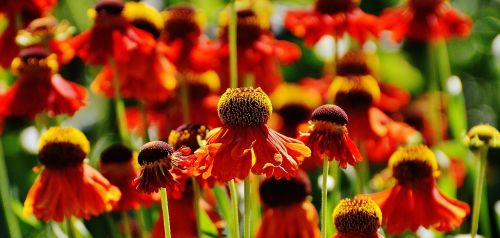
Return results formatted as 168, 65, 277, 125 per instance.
218, 87, 273, 127
123, 2, 164, 38
168, 123, 208, 151
464, 124, 500, 148
389, 145, 439, 185
315, 0, 359, 14
38, 127, 90, 168
328, 75, 381, 108
333, 198, 382, 235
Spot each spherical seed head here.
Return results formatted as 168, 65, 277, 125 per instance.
38, 127, 90, 168
100, 144, 133, 164
259, 171, 311, 208
138, 141, 174, 166
311, 104, 348, 125
464, 124, 500, 148
95, 0, 124, 15
389, 145, 438, 185
218, 87, 273, 127
333, 198, 382, 235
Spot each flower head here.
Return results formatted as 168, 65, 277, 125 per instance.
333, 198, 383, 238
299, 104, 361, 169
24, 127, 121, 222
123, 2, 163, 39
168, 123, 209, 151
162, 5, 201, 44
218, 87, 272, 127
464, 124, 500, 148
388, 145, 439, 184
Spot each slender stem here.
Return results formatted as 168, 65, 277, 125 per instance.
228, 180, 240, 238
321, 155, 330, 238
121, 211, 132, 238
139, 101, 150, 143
471, 146, 488, 238
179, 74, 190, 123
244, 177, 251, 238
427, 43, 443, 145
136, 208, 148, 238
160, 188, 172, 238
66, 217, 77, 238
111, 60, 130, 146
191, 178, 202, 238
229, 0, 238, 88
0, 136, 21, 238
331, 161, 341, 234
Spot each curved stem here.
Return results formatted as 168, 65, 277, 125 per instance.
471, 146, 488, 238
160, 188, 172, 238
191, 178, 202, 238
321, 155, 330, 238
228, 180, 240, 238
0, 137, 21, 238
244, 177, 251, 238
229, 0, 238, 88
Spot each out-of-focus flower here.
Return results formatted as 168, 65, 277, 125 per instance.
69, 0, 155, 65
217, 9, 301, 93
168, 123, 208, 151
161, 5, 218, 73
99, 144, 156, 211
91, 1, 177, 103
299, 104, 361, 169
357, 145, 470, 234
0, 0, 57, 68
24, 127, 121, 222
183, 71, 221, 127
380, 0, 472, 42
464, 124, 500, 149
0, 46, 86, 119
284, 0, 379, 46
332, 198, 384, 238
135, 141, 194, 194
194, 87, 311, 182
257, 171, 320, 238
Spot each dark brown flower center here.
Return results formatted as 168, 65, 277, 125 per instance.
392, 160, 434, 185
163, 5, 200, 43
100, 144, 133, 164
168, 123, 208, 151
260, 172, 311, 207
409, 0, 444, 11
218, 87, 272, 127
279, 104, 312, 127
315, 0, 359, 14
335, 90, 374, 110
39, 142, 86, 169
311, 104, 348, 125
138, 141, 174, 166
334, 199, 381, 235
95, 0, 124, 15
132, 19, 161, 39
221, 9, 262, 48
336, 51, 371, 76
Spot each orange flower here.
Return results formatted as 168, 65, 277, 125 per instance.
357, 145, 470, 234
194, 87, 311, 182
217, 10, 301, 93
24, 127, 121, 222
257, 171, 320, 238
284, 0, 379, 46
299, 104, 361, 169
91, 2, 177, 102
381, 0, 472, 42
0, 47, 86, 119
332, 198, 384, 238
69, 0, 155, 65
99, 144, 157, 211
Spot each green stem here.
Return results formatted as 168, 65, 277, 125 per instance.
244, 177, 251, 238
330, 161, 341, 234
0, 137, 21, 238
427, 43, 443, 145
228, 180, 240, 238
321, 155, 329, 238
121, 211, 132, 238
111, 60, 130, 146
136, 208, 148, 238
139, 101, 151, 143
471, 146, 488, 238
66, 217, 77, 238
229, 0, 238, 88
179, 74, 190, 123
160, 188, 172, 238
191, 178, 202, 238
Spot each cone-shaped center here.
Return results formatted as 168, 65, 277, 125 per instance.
333, 198, 382, 235
218, 87, 272, 127
311, 104, 348, 125
138, 141, 174, 166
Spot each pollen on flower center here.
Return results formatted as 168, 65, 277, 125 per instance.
38, 127, 90, 168
333, 198, 382, 235
100, 144, 133, 164
218, 87, 273, 127
95, 0, 124, 15
311, 104, 348, 125
168, 123, 208, 151
138, 141, 174, 166
315, 0, 359, 14
389, 145, 438, 185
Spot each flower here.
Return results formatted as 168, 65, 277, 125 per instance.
99, 144, 156, 211
168, 123, 208, 151
135, 141, 194, 194
380, 0, 472, 42
284, 0, 379, 46
464, 124, 500, 149
257, 171, 320, 238
24, 127, 121, 222
217, 9, 301, 93
332, 198, 383, 238
69, 0, 155, 65
0, 46, 87, 119
357, 145, 470, 234
194, 87, 311, 182
91, 1, 177, 102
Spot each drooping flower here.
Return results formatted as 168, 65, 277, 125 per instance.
69, 0, 155, 65
284, 0, 379, 46
194, 87, 311, 182
24, 127, 121, 222
99, 144, 156, 211
135, 141, 194, 194
257, 171, 320, 238
380, 0, 472, 42
0, 46, 87, 119
357, 145, 470, 234
217, 9, 301, 93
299, 104, 361, 169
91, 1, 177, 102
464, 124, 500, 149
332, 198, 384, 238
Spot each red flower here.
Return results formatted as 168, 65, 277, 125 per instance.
0, 47, 86, 119
381, 0, 472, 42
299, 104, 361, 169
284, 0, 379, 46
332, 198, 384, 238
357, 145, 470, 234
24, 127, 121, 222
69, 0, 155, 65
194, 87, 311, 182
217, 10, 301, 93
